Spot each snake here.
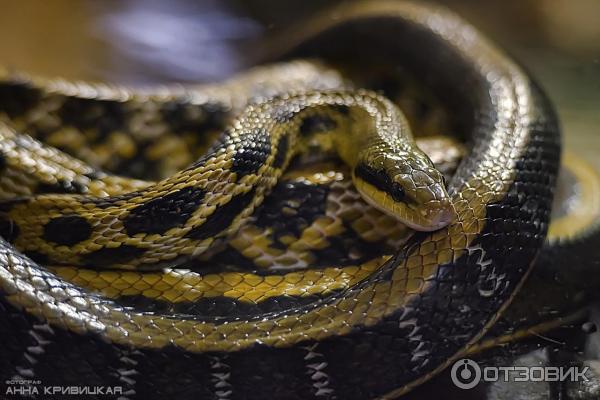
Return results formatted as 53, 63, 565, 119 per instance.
1, 89, 454, 271
1, 1, 596, 399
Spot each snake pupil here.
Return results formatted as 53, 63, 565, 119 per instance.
390, 182, 406, 202
354, 163, 406, 202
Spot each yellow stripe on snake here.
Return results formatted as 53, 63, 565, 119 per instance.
0, 1, 580, 399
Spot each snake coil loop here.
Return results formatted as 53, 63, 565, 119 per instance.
0, 1, 560, 398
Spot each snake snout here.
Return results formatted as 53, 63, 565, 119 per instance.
407, 166, 455, 231
416, 198, 455, 231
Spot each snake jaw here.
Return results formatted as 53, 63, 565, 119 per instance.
353, 176, 454, 232
353, 150, 454, 231
391, 195, 455, 231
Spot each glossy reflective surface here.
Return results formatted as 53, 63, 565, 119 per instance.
0, 1, 598, 399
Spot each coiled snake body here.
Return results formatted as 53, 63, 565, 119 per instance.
0, 1, 569, 399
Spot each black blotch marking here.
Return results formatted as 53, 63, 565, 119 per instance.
37, 179, 88, 195
23, 251, 48, 264
117, 292, 333, 322
123, 187, 206, 236
43, 215, 93, 246
0, 217, 19, 242
254, 181, 328, 247
354, 164, 406, 202
58, 97, 126, 138
83, 245, 146, 268
187, 245, 259, 272
160, 101, 227, 134
0, 152, 6, 172
188, 179, 396, 273
230, 129, 271, 178
299, 114, 337, 136
91, 103, 227, 181
311, 229, 394, 270
271, 135, 289, 169
0, 82, 42, 119
185, 188, 256, 241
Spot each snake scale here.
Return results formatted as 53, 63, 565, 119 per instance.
0, 1, 574, 399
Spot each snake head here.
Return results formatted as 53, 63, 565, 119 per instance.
353, 149, 455, 231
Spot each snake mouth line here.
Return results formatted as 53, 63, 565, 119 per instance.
355, 177, 455, 232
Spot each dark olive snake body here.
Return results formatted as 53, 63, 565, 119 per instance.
0, 1, 586, 399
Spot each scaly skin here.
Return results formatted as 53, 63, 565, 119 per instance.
1, 91, 450, 270
0, 1, 564, 399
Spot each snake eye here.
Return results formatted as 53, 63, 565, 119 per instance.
354, 164, 410, 204
390, 182, 406, 202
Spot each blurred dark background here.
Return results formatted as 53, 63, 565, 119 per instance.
0, 0, 598, 169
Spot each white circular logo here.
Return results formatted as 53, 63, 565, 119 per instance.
451, 358, 481, 389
